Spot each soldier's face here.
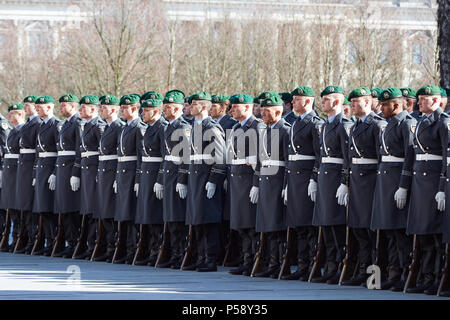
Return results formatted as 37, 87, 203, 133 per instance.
163, 103, 181, 120
60, 102, 76, 117
120, 105, 135, 120
190, 101, 204, 116
321, 96, 334, 113
142, 108, 157, 122
24, 103, 36, 117
381, 100, 395, 118
441, 97, 448, 110
80, 104, 96, 119
371, 98, 380, 112
351, 97, 370, 117
261, 106, 281, 125
37, 104, 52, 118
292, 96, 310, 114
231, 104, 248, 121
343, 105, 352, 118
8, 110, 24, 125
210, 103, 221, 118
418, 95, 440, 114
183, 104, 191, 116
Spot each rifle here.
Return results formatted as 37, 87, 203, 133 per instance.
14, 211, 27, 253
308, 227, 326, 281
0, 209, 10, 250
438, 243, 450, 296
72, 215, 88, 258
31, 214, 44, 255
132, 224, 148, 265
181, 225, 195, 270
51, 213, 65, 257
338, 226, 359, 284
155, 222, 171, 267
90, 219, 104, 261
403, 234, 422, 292
251, 232, 266, 277
112, 221, 127, 263
278, 227, 295, 279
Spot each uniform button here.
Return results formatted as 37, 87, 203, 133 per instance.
350, 171, 353, 174
103, 169, 105, 172
377, 171, 380, 175
350, 147, 354, 150
266, 177, 268, 180
259, 178, 261, 181
413, 171, 416, 175
116, 171, 119, 173
231, 174, 234, 177
167, 170, 169, 173
423, 172, 427, 176
360, 173, 363, 176
384, 171, 387, 174
296, 171, 300, 174
324, 171, 328, 174
62, 164, 65, 166
122, 170, 125, 173
327, 148, 330, 151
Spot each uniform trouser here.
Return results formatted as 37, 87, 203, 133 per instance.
221, 221, 241, 262
418, 233, 444, 284
118, 221, 138, 257
293, 226, 318, 273
8, 209, 21, 247
101, 218, 116, 254
148, 224, 163, 260
24, 211, 39, 249
41, 212, 57, 248
199, 223, 221, 262
168, 222, 187, 262
353, 228, 376, 275
384, 229, 413, 282
0, 209, 5, 236
267, 231, 284, 268
194, 225, 204, 263
83, 214, 97, 251
61, 212, 81, 247
238, 228, 258, 267
322, 225, 346, 275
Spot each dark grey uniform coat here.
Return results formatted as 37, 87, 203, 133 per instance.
185, 117, 227, 226
285, 111, 324, 227
228, 115, 266, 230
255, 118, 290, 233
444, 132, 450, 244
15, 115, 42, 211
114, 117, 146, 222
312, 113, 352, 226
407, 108, 449, 235
0, 115, 11, 210
33, 117, 61, 213
348, 112, 387, 229
135, 117, 168, 225
283, 111, 298, 125
370, 111, 416, 230
55, 113, 83, 213
95, 119, 124, 219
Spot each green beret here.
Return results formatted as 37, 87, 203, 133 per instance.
142, 91, 163, 101
163, 91, 185, 104
230, 94, 254, 105
291, 86, 315, 97
416, 85, 441, 97
348, 86, 371, 100
400, 88, 416, 99
8, 103, 24, 112
142, 98, 162, 108
379, 88, 403, 102
261, 95, 283, 107
190, 91, 212, 101
253, 97, 260, 104
440, 88, 447, 98
280, 92, 293, 102
257, 91, 278, 101
100, 94, 119, 105
211, 95, 230, 103
23, 95, 38, 103
35, 96, 55, 104
130, 93, 141, 100
59, 94, 79, 103
120, 94, 140, 105
370, 88, 383, 99
343, 96, 351, 105
165, 89, 185, 98
320, 86, 344, 97
445, 88, 450, 97
80, 94, 100, 105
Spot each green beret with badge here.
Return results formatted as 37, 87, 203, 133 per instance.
440, 88, 447, 98
35, 96, 55, 104
291, 86, 315, 97
80, 94, 100, 105
343, 96, 351, 105
142, 98, 162, 108
400, 88, 416, 99
59, 94, 79, 103
165, 89, 185, 98
379, 88, 403, 102
120, 94, 141, 105
100, 94, 120, 105
261, 94, 283, 107
23, 95, 38, 103
258, 91, 279, 101
348, 86, 371, 100
371, 88, 383, 99
163, 91, 185, 104
211, 94, 230, 103
8, 103, 24, 112
190, 91, 212, 101
416, 85, 441, 97
230, 94, 254, 105
280, 92, 293, 102
142, 91, 163, 101
320, 85, 344, 97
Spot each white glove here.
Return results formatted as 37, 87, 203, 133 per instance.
32, 178, 36, 187
249, 186, 259, 204
283, 185, 288, 205
134, 183, 139, 197
223, 179, 228, 192
0, 170, 2, 188
70, 176, 80, 192
307, 179, 317, 202
336, 183, 348, 206
176, 183, 187, 199
48, 174, 56, 191
393, 187, 408, 210
153, 182, 164, 200
205, 182, 216, 199
113, 180, 117, 193
435, 191, 445, 212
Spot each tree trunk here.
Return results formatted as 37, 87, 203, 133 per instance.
438, 0, 450, 87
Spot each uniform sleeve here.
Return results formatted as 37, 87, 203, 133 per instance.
252, 123, 265, 187
283, 126, 291, 189
134, 124, 146, 184
399, 119, 416, 189
71, 122, 82, 178
208, 125, 227, 185
339, 121, 352, 185
374, 120, 387, 162
0, 124, 10, 169
310, 119, 324, 182
157, 125, 166, 185
176, 125, 190, 185
438, 116, 449, 192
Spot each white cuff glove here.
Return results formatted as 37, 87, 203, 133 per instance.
336, 183, 348, 206
393, 187, 408, 210
223, 179, 228, 192
283, 185, 288, 205
70, 176, 80, 192
32, 178, 36, 187
205, 182, 216, 199
249, 186, 259, 204
307, 179, 318, 202
153, 182, 164, 200
113, 180, 117, 194
48, 174, 56, 191
435, 191, 445, 212
134, 183, 139, 197
176, 183, 187, 199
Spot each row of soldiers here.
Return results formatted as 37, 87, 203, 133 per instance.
0, 85, 449, 297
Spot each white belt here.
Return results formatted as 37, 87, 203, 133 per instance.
289, 154, 316, 161
261, 160, 285, 167
58, 150, 76, 156
231, 159, 247, 165
39, 152, 58, 158
81, 151, 100, 158
99, 155, 118, 161
118, 156, 137, 162
164, 155, 181, 162
416, 154, 443, 161
352, 158, 378, 165
20, 149, 36, 154
142, 156, 163, 162
321, 157, 344, 164
190, 154, 213, 161
4, 154, 19, 159
382, 155, 405, 163
447, 157, 450, 166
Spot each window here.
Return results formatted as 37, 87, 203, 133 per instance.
412, 44, 422, 64
347, 42, 356, 63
